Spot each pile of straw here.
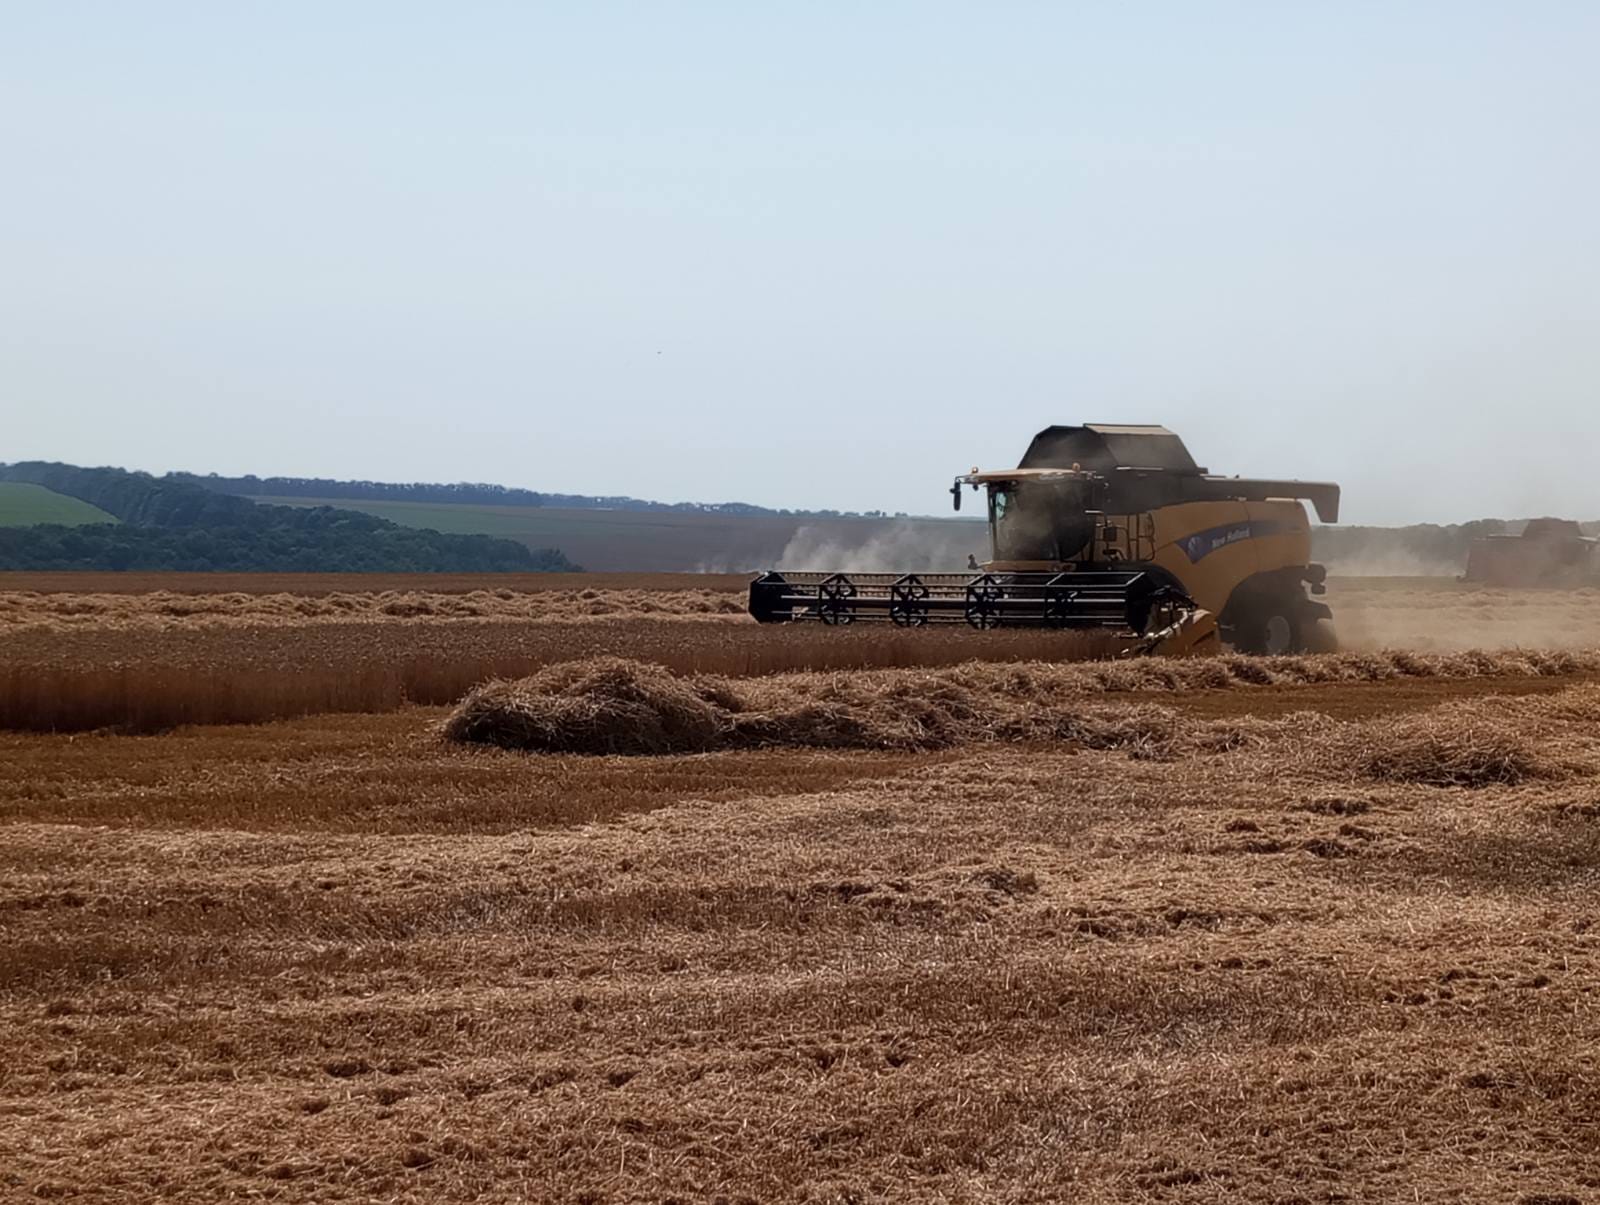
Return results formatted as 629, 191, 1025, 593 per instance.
444, 658, 1600, 777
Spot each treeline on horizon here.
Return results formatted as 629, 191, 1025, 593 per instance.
169, 471, 900, 519
0, 462, 578, 572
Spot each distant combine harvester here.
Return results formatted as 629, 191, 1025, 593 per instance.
1463, 519, 1600, 587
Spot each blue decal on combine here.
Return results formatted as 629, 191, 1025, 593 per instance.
1179, 520, 1288, 562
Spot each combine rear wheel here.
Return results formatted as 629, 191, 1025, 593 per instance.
1222, 574, 1331, 655
1230, 602, 1302, 655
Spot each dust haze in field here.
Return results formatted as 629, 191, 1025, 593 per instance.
1313, 527, 1471, 577
775, 520, 985, 573
1330, 579, 1600, 652
1312, 520, 1600, 578
1318, 545, 1461, 578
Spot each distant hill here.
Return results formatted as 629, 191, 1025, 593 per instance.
174, 472, 893, 519
0, 463, 577, 572
249, 496, 986, 573
0, 482, 116, 528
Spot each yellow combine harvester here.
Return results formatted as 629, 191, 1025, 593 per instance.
749, 424, 1340, 655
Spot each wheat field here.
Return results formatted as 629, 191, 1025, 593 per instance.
5, 574, 1598, 734
3, 574, 1600, 1201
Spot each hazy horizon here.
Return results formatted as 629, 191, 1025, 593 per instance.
8, 4, 1599, 526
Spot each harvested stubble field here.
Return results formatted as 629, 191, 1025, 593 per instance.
1332, 577, 1600, 651
5, 658, 1600, 1202
4, 573, 1600, 1201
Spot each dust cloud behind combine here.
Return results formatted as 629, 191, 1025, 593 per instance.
1316, 545, 1462, 578
775, 519, 985, 573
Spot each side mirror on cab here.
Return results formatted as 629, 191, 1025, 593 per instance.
950, 481, 962, 512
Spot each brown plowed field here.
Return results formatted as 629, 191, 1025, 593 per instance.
4, 575, 1600, 1201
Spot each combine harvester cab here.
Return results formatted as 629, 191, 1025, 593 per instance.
749, 424, 1341, 657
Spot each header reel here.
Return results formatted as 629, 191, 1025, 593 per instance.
748, 568, 1208, 651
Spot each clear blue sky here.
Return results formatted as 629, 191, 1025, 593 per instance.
5, 3, 1598, 523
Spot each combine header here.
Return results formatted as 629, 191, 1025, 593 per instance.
749, 569, 1204, 651
749, 424, 1341, 656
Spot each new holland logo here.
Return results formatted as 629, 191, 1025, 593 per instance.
1180, 520, 1286, 562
